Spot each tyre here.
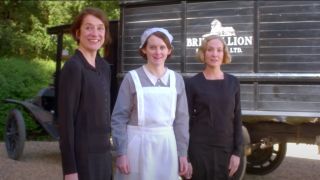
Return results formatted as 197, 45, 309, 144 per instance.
246, 141, 286, 175
4, 109, 26, 160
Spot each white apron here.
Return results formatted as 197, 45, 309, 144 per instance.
115, 70, 179, 180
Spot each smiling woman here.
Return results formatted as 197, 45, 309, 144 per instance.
111, 28, 190, 180
77, 15, 106, 63
57, 7, 113, 180
185, 35, 243, 180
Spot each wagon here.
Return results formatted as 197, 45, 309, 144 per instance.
2, 21, 119, 160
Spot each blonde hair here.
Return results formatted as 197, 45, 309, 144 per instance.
196, 35, 231, 64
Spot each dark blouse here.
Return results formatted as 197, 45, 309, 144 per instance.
185, 72, 243, 156
58, 50, 111, 175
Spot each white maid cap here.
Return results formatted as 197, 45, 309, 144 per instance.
139, 27, 173, 48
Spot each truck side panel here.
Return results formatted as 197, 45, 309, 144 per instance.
119, 0, 320, 115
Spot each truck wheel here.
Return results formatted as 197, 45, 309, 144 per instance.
246, 142, 286, 175
4, 109, 26, 160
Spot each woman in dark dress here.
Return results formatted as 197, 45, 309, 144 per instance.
58, 8, 112, 180
185, 35, 243, 180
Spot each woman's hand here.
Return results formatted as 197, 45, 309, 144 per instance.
116, 155, 130, 174
228, 154, 240, 177
64, 173, 78, 180
178, 156, 189, 177
184, 162, 193, 179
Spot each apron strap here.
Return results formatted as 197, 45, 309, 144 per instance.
129, 70, 145, 126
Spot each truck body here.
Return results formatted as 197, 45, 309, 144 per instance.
117, 0, 320, 175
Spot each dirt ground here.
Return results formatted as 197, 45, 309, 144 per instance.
0, 141, 320, 180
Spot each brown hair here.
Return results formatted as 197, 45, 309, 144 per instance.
138, 31, 173, 60
197, 35, 231, 64
71, 7, 111, 47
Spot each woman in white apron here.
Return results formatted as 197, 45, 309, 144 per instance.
111, 28, 190, 180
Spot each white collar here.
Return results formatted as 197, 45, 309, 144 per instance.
142, 65, 169, 86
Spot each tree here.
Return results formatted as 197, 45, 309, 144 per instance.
0, 0, 120, 60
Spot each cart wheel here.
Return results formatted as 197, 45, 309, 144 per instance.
246, 142, 286, 175
4, 109, 26, 160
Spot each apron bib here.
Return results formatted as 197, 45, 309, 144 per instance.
115, 70, 179, 180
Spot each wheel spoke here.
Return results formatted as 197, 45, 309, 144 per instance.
6, 130, 18, 136
10, 142, 16, 150
268, 159, 274, 164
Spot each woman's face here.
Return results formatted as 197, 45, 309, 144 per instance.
204, 38, 224, 68
77, 14, 105, 53
142, 35, 172, 67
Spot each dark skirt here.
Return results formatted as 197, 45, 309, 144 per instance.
188, 143, 233, 180
78, 151, 113, 180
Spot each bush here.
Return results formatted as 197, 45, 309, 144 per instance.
0, 57, 55, 140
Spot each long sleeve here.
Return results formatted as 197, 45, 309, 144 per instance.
173, 73, 190, 157
58, 60, 82, 175
233, 79, 243, 156
111, 74, 134, 156
185, 77, 194, 127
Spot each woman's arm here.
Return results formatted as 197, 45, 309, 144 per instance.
233, 78, 243, 156
111, 73, 134, 156
173, 74, 190, 157
58, 60, 82, 175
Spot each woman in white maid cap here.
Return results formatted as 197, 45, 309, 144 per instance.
111, 27, 190, 180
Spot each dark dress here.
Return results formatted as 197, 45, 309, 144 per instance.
58, 50, 112, 180
185, 72, 243, 180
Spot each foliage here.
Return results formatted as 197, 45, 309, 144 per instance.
0, 1, 120, 140
0, 57, 55, 140
0, 0, 120, 59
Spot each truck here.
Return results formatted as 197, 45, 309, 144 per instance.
116, 0, 320, 176
3, 0, 320, 179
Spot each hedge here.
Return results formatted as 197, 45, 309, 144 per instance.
0, 57, 55, 140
